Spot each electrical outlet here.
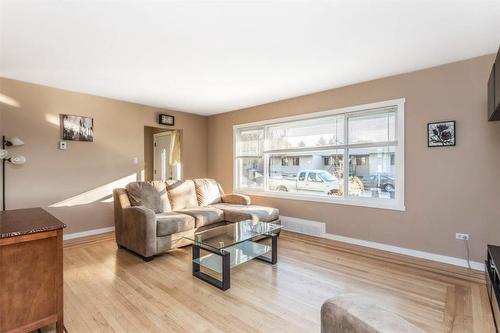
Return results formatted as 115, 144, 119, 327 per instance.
456, 233, 470, 240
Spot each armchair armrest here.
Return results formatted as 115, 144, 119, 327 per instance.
120, 206, 157, 258
221, 193, 251, 205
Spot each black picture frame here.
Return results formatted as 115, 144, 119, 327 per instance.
61, 114, 94, 142
159, 114, 175, 126
427, 120, 456, 147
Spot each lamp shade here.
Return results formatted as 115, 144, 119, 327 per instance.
9, 155, 26, 165
0, 149, 8, 159
6, 137, 24, 147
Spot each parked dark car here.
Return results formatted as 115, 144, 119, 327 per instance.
361, 175, 394, 192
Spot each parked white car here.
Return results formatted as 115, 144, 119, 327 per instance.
268, 170, 340, 195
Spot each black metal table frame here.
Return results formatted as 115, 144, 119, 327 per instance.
192, 233, 278, 291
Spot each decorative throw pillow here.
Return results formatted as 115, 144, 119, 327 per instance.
126, 181, 171, 213
165, 180, 199, 210
193, 178, 223, 206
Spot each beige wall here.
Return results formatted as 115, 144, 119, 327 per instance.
2, 55, 500, 263
0, 78, 207, 234
207, 54, 500, 262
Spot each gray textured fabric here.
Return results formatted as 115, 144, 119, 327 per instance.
193, 178, 223, 206
157, 229, 195, 252
121, 206, 157, 257
126, 181, 170, 213
321, 294, 424, 333
113, 188, 131, 245
221, 193, 251, 205
177, 206, 225, 227
210, 203, 279, 223
196, 221, 228, 232
166, 180, 199, 210
156, 212, 195, 236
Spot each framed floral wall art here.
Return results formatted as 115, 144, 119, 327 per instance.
428, 121, 455, 147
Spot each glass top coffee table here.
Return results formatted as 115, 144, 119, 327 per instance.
184, 220, 282, 291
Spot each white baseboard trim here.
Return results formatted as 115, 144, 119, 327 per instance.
63, 226, 115, 241
280, 216, 485, 272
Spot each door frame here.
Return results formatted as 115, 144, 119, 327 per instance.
153, 132, 173, 181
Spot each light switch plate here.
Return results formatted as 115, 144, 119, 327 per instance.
59, 141, 67, 150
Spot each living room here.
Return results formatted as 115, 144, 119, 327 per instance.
1, 1, 500, 332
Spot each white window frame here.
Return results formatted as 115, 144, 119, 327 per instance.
233, 98, 405, 211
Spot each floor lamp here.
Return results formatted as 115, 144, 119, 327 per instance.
1, 136, 26, 211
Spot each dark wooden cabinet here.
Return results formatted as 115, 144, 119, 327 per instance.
0, 208, 66, 333
486, 245, 500, 333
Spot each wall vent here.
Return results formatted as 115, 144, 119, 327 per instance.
281, 216, 325, 237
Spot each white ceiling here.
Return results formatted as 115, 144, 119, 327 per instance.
1, 0, 499, 115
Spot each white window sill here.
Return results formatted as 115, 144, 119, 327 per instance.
235, 189, 406, 211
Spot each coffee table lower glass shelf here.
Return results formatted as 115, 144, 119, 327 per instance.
193, 240, 271, 273
184, 220, 281, 291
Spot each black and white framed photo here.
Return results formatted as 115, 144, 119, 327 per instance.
159, 114, 175, 126
427, 120, 455, 147
62, 114, 94, 142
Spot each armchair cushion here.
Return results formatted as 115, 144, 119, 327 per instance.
156, 212, 195, 237
193, 178, 223, 206
221, 193, 251, 205
210, 203, 279, 223
126, 181, 170, 213
177, 207, 224, 227
166, 180, 199, 210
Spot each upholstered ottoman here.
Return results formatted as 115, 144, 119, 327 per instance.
321, 294, 424, 333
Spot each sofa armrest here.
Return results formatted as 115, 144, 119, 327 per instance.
221, 193, 251, 205
120, 206, 157, 257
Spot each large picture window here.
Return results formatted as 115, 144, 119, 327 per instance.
234, 99, 405, 210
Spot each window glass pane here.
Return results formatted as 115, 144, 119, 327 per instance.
237, 157, 264, 189
235, 102, 402, 208
347, 146, 396, 199
237, 128, 263, 156
266, 116, 344, 150
267, 150, 343, 196
348, 111, 395, 144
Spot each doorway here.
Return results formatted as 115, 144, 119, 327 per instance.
153, 132, 172, 181
144, 126, 182, 182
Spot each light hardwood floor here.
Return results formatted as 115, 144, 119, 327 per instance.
44, 231, 494, 333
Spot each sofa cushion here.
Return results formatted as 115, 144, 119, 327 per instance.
177, 207, 225, 227
156, 212, 195, 237
166, 180, 199, 210
193, 178, 223, 206
126, 181, 171, 213
210, 203, 279, 223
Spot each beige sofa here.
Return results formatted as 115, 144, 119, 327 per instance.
113, 178, 280, 261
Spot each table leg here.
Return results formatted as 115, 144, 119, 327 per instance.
221, 251, 230, 290
192, 244, 231, 291
256, 234, 278, 264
